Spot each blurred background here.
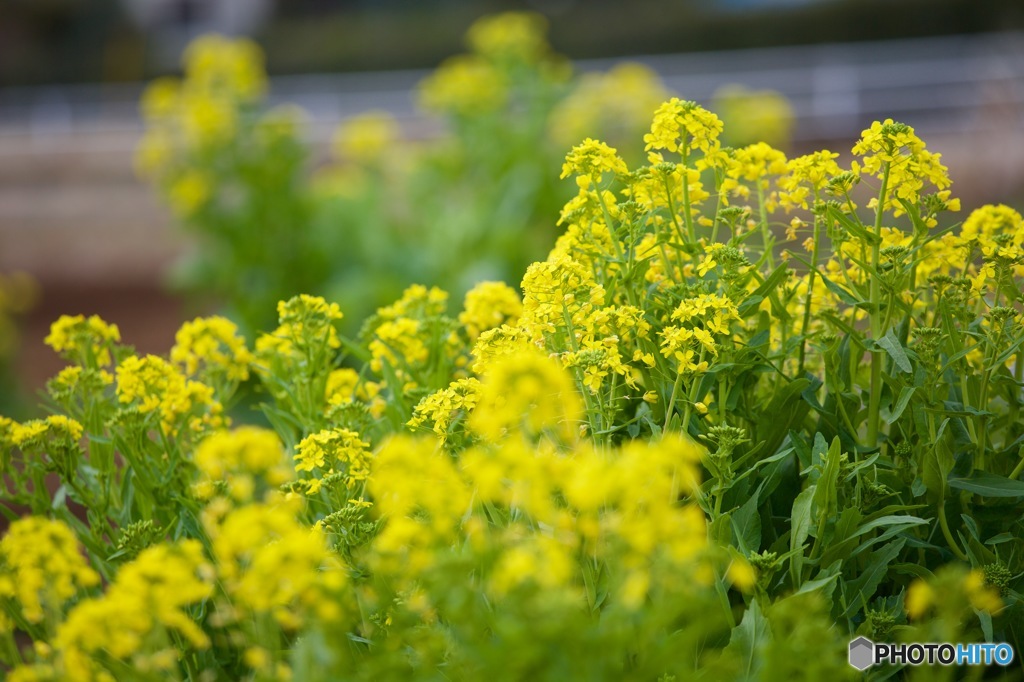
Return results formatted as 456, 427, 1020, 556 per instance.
2, 0, 1024, 413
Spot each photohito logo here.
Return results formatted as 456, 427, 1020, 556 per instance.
848, 637, 1015, 670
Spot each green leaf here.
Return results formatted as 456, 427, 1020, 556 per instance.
856, 515, 930, 535
724, 599, 771, 682
884, 386, 916, 424
947, 472, 1024, 498
841, 538, 906, 618
828, 204, 880, 246
812, 437, 843, 519
732, 490, 762, 555
790, 486, 816, 587
877, 328, 912, 374
740, 262, 789, 316
795, 563, 842, 597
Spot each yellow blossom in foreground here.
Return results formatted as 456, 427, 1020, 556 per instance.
55, 540, 213, 681
0, 517, 99, 625
212, 502, 346, 628
469, 349, 583, 443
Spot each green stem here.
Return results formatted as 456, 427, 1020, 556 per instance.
680, 144, 696, 244
757, 183, 774, 269
867, 161, 892, 448
664, 371, 685, 432
1009, 349, 1024, 450
798, 191, 822, 375
1009, 449, 1024, 481
937, 496, 969, 561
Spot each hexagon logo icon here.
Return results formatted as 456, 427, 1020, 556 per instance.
848, 636, 875, 671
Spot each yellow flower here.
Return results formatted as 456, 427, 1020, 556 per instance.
211, 502, 346, 627
0, 517, 100, 624
644, 98, 723, 157
168, 169, 212, 218
408, 377, 482, 442
44, 314, 120, 366
116, 354, 225, 436
726, 559, 757, 592
332, 111, 398, 163
171, 315, 254, 382
465, 12, 549, 61
139, 76, 180, 120
905, 578, 935, 618
55, 540, 214, 679
183, 34, 266, 102
194, 427, 292, 501
560, 138, 629, 189
294, 427, 372, 496
852, 118, 951, 215
418, 55, 507, 116
459, 281, 523, 340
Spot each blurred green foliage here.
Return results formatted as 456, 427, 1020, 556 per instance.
137, 14, 701, 333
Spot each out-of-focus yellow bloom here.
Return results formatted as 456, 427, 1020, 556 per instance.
469, 349, 583, 443
726, 559, 757, 592
168, 169, 212, 218
55, 540, 214, 680
465, 12, 549, 61
194, 427, 292, 502
0, 517, 99, 625
550, 63, 670, 151
418, 55, 508, 116
713, 84, 794, 148
139, 77, 180, 120
183, 34, 266, 102
332, 111, 399, 163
